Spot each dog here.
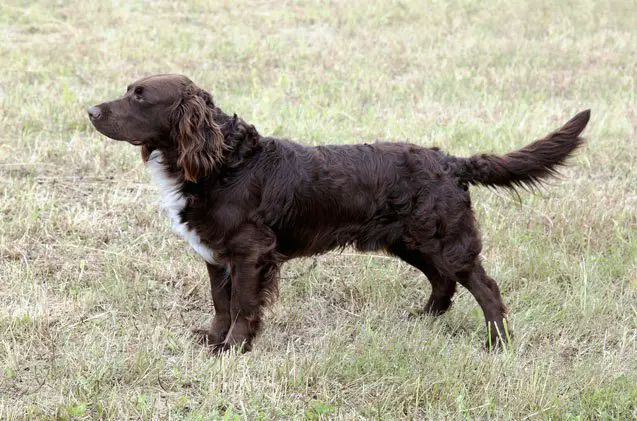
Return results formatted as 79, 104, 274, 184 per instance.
88, 74, 589, 353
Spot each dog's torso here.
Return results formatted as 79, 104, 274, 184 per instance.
148, 139, 467, 263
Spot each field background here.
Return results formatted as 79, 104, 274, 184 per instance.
1, 0, 636, 419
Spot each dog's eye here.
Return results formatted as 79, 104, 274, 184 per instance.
134, 87, 143, 95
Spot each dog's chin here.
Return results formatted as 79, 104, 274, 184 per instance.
103, 135, 143, 146
89, 122, 143, 146
90, 125, 124, 142
95, 130, 143, 146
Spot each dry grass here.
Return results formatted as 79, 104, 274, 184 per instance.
1, 0, 636, 419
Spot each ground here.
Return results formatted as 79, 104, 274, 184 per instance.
1, 0, 636, 419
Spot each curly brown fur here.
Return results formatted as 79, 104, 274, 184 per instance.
88, 74, 590, 353
170, 84, 226, 181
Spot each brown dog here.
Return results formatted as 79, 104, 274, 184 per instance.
88, 74, 589, 353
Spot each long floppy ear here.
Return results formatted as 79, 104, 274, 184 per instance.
170, 85, 225, 181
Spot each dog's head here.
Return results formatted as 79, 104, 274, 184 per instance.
88, 74, 225, 181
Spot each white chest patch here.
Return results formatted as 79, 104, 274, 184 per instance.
147, 150, 216, 264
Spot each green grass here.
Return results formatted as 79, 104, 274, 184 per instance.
1, 0, 636, 418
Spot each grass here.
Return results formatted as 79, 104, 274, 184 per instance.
1, 0, 636, 418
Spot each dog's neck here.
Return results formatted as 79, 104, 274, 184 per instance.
144, 146, 186, 181
139, 108, 261, 181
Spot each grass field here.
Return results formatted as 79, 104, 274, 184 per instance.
1, 0, 636, 419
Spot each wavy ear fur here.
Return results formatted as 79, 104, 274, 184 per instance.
224, 114, 261, 168
170, 85, 225, 181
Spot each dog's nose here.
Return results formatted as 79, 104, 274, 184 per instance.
87, 106, 101, 119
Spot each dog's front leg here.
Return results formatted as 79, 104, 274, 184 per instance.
214, 225, 279, 354
192, 263, 232, 346
217, 261, 264, 353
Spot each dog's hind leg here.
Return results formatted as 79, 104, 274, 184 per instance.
455, 262, 511, 349
389, 241, 457, 316
432, 215, 512, 349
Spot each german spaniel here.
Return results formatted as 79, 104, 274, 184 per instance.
88, 74, 589, 353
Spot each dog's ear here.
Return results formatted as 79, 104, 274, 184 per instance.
170, 85, 225, 181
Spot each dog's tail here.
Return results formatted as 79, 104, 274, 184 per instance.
453, 110, 590, 190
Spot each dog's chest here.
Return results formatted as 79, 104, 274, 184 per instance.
146, 151, 216, 264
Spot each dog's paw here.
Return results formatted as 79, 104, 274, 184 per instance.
422, 298, 453, 317
191, 327, 226, 346
483, 323, 513, 352
210, 339, 252, 356
405, 302, 452, 320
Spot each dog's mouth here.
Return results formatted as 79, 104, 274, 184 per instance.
90, 124, 132, 143
88, 116, 143, 146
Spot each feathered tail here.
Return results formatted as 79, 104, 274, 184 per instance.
453, 110, 590, 189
